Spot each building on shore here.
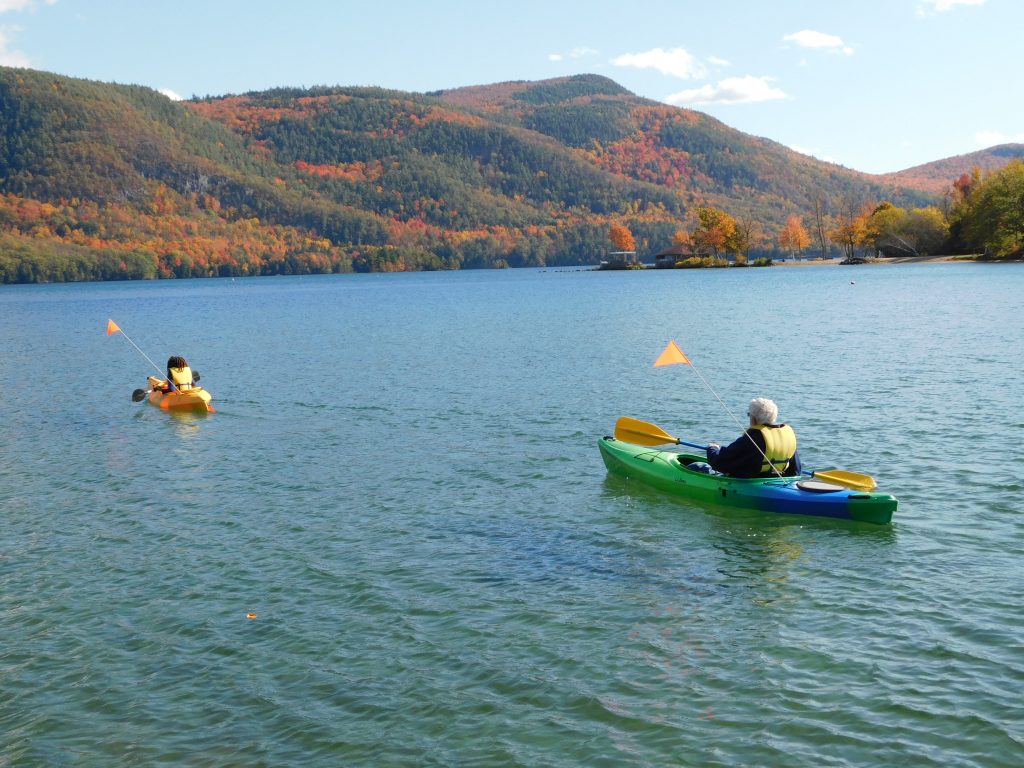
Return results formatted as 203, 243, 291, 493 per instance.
598, 251, 639, 270
653, 244, 699, 268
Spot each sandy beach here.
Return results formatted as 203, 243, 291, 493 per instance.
776, 254, 972, 267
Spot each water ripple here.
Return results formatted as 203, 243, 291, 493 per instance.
2, 267, 1023, 765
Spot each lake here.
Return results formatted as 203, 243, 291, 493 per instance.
1, 263, 1022, 766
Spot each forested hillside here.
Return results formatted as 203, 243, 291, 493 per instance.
880, 144, 1024, 194
0, 68, 1015, 283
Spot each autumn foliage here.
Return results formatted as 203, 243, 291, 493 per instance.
4, 68, 1018, 283
948, 160, 1024, 258
778, 216, 811, 259
691, 207, 737, 256
608, 223, 636, 251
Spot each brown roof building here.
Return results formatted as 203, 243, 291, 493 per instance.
653, 244, 698, 268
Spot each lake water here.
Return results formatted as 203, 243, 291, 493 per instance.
1, 263, 1022, 766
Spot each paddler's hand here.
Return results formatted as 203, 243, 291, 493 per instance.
708, 443, 720, 450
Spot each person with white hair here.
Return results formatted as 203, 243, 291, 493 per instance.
704, 397, 801, 478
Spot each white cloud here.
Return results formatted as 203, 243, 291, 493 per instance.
665, 75, 787, 105
159, 88, 183, 101
708, 56, 730, 67
611, 47, 706, 79
0, 0, 57, 65
783, 30, 854, 55
549, 46, 597, 63
975, 130, 1024, 147
918, 0, 984, 14
0, 26, 30, 66
789, 144, 838, 164
0, 0, 57, 12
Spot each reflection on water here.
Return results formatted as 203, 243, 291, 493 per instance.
130, 406, 213, 435
163, 410, 213, 439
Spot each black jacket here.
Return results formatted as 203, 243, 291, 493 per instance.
706, 426, 801, 478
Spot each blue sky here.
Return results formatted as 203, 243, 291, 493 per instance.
2, 0, 1021, 174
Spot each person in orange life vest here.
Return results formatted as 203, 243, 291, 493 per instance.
158, 355, 200, 393
705, 397, 801, 478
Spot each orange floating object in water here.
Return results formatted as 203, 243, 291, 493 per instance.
246, 612, 257, 620
145, 375, 215, 414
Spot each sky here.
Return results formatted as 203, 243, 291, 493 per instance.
1, 0, 1021, 174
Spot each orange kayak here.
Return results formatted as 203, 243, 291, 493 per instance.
146, 376, 215, 413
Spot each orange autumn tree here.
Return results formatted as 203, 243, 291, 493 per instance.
778, 215, 811, 260
608, 223, 636, 252
732, 215, 761, 265
691, 206, 736, 256
830, 201, 875, 261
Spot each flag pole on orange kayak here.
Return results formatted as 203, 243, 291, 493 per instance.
105, 318, 164, 377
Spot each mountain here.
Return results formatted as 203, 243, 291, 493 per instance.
0, 68, 949, 282
431, 75, 915, 213
879, 144, 1024, 194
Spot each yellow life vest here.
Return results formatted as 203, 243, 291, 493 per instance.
168, 365, 194, 391
751, 424, 797, 475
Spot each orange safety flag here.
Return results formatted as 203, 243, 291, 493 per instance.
653, 340, 691, 367
106, 318, 121, 336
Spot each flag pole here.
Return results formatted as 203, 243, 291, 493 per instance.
653, 340, 785, 479
106, 319, 165, 378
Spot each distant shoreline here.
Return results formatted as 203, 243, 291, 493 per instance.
608, 255, 983, 272
775, 255, 976, 267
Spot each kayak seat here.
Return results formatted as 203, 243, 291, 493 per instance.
682, 459, 718, 475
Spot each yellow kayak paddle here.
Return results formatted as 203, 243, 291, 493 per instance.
614, 416, 878, 492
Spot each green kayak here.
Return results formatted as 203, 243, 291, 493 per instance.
599, 437, 897, 524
